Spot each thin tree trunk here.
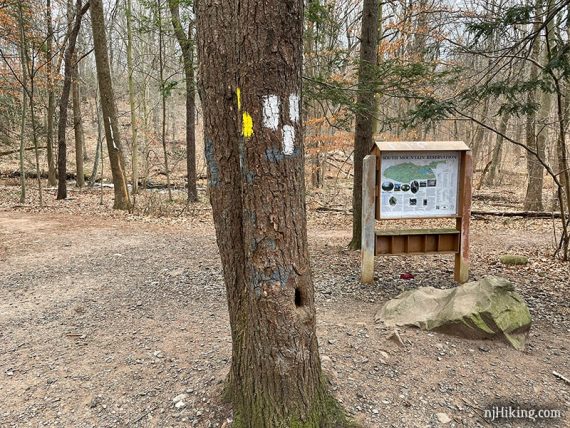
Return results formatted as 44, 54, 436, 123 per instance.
157, 0, 172, 201
169, 0, 197, 202
556, 3, 570, 216
372, 0, 384, 135
90, 0, 131, 210
349, 0, 379, 250
17, 2, 28, 204
46, 0, 57, 186
471, 98, 490, 168
89, 90, 102, 187
196, 0, 347, 425
305, 1, 322, 189
524, 0, 545, 211
72, 52, 85, 187
29, 72, 44, 207
483, 112, 510, 187
141, 58, 150, 189
57, 0, 88, 200
126, 0, 139, 194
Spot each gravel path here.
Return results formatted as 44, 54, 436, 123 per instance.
0, 209, 568, 427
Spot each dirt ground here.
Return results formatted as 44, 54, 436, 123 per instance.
0, 184, 569, 427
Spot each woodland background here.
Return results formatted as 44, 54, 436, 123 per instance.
1, 1, 568, 223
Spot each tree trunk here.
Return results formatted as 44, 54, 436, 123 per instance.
89, 123, 102, 187
483, 112, 510, 187
305, 1, 323, 190
157, 0, 172, 201
72, 52, 85, 187
29, 69, 44, 207
372, 0, 384, 135
46, 0, 57, 186
90, 0, 131, 210
524, 0, 545, 211
349, 0, 379, 250
17, 1, 28, 204
470, 98, 489, 168
196, 0, 346, 425
168, 0, 197, 202
126, 0, 139, 194
89, 89, 102, 187
57, 0, 87, 200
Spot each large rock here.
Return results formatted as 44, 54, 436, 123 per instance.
375, 276, 531, 350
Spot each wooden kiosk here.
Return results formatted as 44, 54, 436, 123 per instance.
361, 141, 472, 284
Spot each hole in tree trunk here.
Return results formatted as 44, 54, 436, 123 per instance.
295, 287, 304, 307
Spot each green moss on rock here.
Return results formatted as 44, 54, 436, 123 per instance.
375, 276, 532, 350
499, 255, 529, 266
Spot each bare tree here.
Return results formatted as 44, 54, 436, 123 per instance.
168, 0, 197, 202
349, 0, 379, 250
72, 50, 85, 188
125, 0, 139, 194
57, 0, 89, 200
90, 0, 131, 210
45, 0, 57, 186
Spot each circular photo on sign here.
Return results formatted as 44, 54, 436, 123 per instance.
389, 196, 397, 206
401, 184, 410, 192
410, 180, 419, 194
382, 181, 394, 191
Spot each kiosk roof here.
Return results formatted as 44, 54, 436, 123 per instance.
373, 141, 470, 152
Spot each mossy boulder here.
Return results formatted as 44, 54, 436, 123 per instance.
499, 255, 529, 266
375, 276, 531, 350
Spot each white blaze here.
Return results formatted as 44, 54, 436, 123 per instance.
289, 94, 300, 123
262, 95, 280, 130
282, 125, 295, 155
108, 116, 118, 149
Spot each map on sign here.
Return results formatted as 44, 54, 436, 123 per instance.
380, 151, 459, 218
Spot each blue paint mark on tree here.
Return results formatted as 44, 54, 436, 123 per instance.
265, 146, 301, 162
265, 147, 285, 163
251, 265, 292, 297
204, 137, 220, 187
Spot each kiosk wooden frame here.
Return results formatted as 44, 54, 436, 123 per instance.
361, 141, 473, 284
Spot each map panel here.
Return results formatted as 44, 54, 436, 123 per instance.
380, 151, 460, 218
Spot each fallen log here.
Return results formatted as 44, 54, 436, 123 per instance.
0, 146, 47, 157
315, 206, 352, 213
472, 210, 562, 219
313, 207, 562, 218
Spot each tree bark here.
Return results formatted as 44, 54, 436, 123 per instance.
157, 0, 172, 201
196, 0, 346, 425
168, 0, 197, 202
349, 0, 379, 250
470, 98, 489, 168
89, 92, 103, 187
46, 0, 57, 186
57, 0, 87, 200
372, 0, 384, 135
90, 0, 131, 210
72, 52, 85, 187
126, 0, 139, 194
29, 64, 44, 207
483, 112, 510, 187
17, 1, 28, 204
524, 0, 545, 211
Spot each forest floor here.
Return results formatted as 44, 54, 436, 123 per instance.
0, 181, 569, 428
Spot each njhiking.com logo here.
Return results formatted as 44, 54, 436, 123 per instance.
484, 404, 563, 423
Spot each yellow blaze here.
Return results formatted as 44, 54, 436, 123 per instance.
242, 112, 253, 138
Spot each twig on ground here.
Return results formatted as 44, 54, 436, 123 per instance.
553, 371, 570, 385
